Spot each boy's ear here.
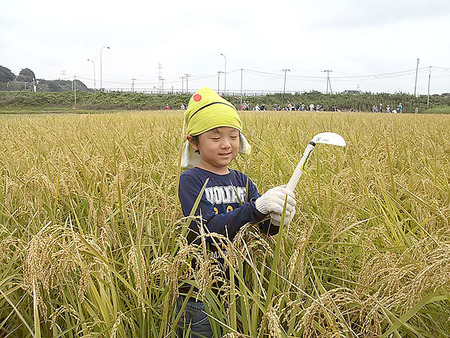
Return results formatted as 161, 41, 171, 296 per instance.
187, 135, 199, 151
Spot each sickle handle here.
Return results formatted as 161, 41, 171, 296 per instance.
286, 142, 316, 191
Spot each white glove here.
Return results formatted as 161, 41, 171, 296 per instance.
255, 185, 296, 215
270, 206, 296, 226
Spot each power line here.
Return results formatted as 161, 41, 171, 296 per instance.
69, 63, 449, 94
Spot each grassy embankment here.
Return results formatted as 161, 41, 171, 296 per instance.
1, 90, 449, 114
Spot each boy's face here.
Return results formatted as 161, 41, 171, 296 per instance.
189, 127, 240, 174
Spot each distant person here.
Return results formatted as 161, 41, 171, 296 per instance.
309, 103, 315, 111
397, 102, 403, 113
165, 104, 170, 110
379, 103, 383, 113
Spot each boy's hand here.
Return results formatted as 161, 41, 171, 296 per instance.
255, 185, 296, 215
270, 206, 296, 226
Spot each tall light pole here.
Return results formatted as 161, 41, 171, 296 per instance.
87, 59, 96, 90
100, 46, 110, 90
414, 57, 420, 97
281, 69, 290, 94
220, 53, 226, 95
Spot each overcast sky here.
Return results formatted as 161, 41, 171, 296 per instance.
1, 0, 450, 94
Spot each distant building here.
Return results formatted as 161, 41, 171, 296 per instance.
342, 90, 361, 94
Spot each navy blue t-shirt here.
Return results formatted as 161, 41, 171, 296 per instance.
178, 167, 277, 244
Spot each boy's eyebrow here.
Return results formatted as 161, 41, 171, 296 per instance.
208, 128, 239, 135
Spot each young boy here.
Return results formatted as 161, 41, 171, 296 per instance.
177, 87, 296, 337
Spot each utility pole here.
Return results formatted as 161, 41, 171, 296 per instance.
220, 53, 226, 94
180, 75, 185, 93
322, 70, 333, 94
414, 57, 420, 97
158, 63, 164, 94
73, 76, 77, 107
427, 66, 432, 107
281, 69, 290, 94
131, 78, 136, 92
185, 74, 191, 93
217, 71, 224, 93
240, 68, 243, 106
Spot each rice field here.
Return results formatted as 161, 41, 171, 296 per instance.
0, 110, 448, 337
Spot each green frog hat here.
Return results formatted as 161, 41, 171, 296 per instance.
181, 86, 251, 168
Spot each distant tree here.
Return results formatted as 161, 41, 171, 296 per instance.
0, 66, 16, 82
16, 68, 36, 83
36, 79, 90, 92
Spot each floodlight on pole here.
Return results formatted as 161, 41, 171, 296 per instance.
100, 46, 110, 90
87, 59, 96, 90
220, 53, 226, 94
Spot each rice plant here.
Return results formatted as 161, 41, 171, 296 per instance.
0, 111, 448, 337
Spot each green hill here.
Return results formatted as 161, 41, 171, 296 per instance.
0, 65, 89, 92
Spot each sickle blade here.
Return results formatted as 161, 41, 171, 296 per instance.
312, 132, 346, 147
